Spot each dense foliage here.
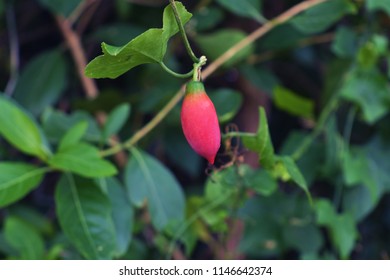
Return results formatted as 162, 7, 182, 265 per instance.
0, 0, 390, 260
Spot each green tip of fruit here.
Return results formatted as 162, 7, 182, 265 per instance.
185, 81, 205, 95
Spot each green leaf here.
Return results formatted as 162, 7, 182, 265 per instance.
202, 166, 258, 231
291, 0, 357, 34
316, 199, 337, 225
42, 109, 101, 143
239, 65, 280, 95
55, 174, 117, 259
366, 0, 390, 16
192, 6, 224, 32
275, 156, 312, 204
339, 68, 390, 124
101, 177, 134, 257
216, 0, 265, 23
242, 107, 275, 169
164, 128, 203, 177
241, 166, 278, 196
102, 103, 131, 141
343, 184, 378, 222
203, 169, 235, 232
321, 116, 344, 178
342, 137, 390, 209
208, 89, 243, 123
196, 29, 255, 67
0, 232, 18, 257
0, 96, 50, 160
331, 213, 358, 259
58, 121, 88, 151
280, 131, 325, 186
260, 24, 307, 51
238, 193, 312, 258
124, 148, 185, 231
37, 0, 82, 17
8, 205, 54, 235
342, 148, 378, 199
315, 199, 358, 259
13, 49, 67, 116
387, 55, 390, 78
273, 86, 314, 119
85, 2, 192, 79
49, 143, 117, 178
331, 26, 358, 58
205, 166, 238, 205
4, 216, 45, 259
282, 224, 323, 254
0, 163, 47, 207
357, 35, 388, 69
280, 156, 309, 193
162, 2, 192, 38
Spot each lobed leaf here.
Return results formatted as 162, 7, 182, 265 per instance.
85, 2, 192, 79
315, 199, 358, 259
240, 165, 277, 196
339, 68, 390, 124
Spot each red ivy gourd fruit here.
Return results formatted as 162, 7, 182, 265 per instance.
181, 81, 221, 164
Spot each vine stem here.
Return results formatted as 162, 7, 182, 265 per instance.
333, 106, 357, 209
100, 84, 186, 157
56, 15, 98, 99
291, 93, 339, 161
169, 0, 199, 63
100, 0, 327, 157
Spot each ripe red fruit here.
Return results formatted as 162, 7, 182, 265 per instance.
181, 81, 221, 164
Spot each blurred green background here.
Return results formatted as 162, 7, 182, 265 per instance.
0, 0, 390, 260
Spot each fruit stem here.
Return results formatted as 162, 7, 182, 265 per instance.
169, 0, 199, 63
192, 56, 207, 81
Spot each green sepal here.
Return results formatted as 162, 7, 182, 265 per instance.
185, 81, 205, 95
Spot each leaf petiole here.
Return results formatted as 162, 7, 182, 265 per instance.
159, 62, 194, 79
169, 0, 200, 63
